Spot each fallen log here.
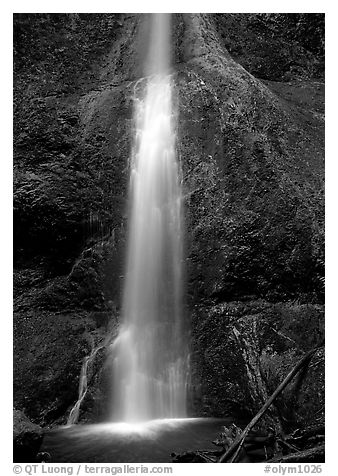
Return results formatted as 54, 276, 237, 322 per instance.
171, 450, 220, 463
218, 343, 323, 463
195, 451, 218, 463
286, 425, 325, 444
267, 445, 325, 463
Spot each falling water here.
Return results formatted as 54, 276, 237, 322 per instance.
67, 344, 105, 425
111, 13, 188, 422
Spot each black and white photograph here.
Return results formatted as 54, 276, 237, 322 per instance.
11, 5, 326, 471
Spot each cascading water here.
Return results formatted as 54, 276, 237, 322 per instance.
111, 13, 188, 423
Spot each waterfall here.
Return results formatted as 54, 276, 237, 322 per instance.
111, 13, 188, 422
67, 344, 105, 425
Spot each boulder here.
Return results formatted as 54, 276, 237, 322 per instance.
13, 410, 44, 462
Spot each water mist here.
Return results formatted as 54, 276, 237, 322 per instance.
111, 13, 188, 423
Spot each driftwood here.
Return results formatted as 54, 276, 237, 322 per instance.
171, 425, 324, 463
171, 450, 219, 463
267, 445, 325, 463
286, 425, 325, 445
195, 451, 218, 463
219, 343, 323, 463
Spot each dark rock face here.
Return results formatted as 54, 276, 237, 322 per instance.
13, 410, 44, 462
176, 14, 324, 305
13, 13, 324, 429
211, 14, 324, 81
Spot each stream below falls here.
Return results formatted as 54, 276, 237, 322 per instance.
41, 418, 234, 463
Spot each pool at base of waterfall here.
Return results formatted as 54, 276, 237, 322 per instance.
41, 417, 235, 462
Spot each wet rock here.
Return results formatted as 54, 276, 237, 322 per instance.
13, 410, 44, 462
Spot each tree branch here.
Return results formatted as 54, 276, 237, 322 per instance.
218, 342, 324, 463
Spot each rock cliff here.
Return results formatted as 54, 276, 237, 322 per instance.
14, 13, 324, 430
